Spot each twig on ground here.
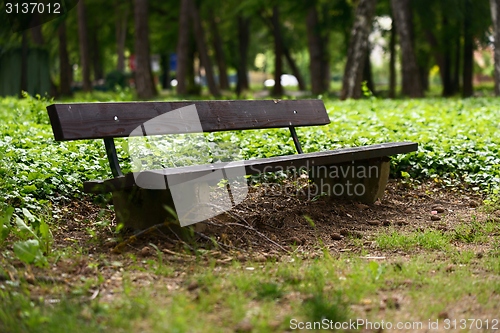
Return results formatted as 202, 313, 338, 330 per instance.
205, 216, 288, 252
166, 225, 196, 252
112, 222, 175, 253
194, 230, 243, 252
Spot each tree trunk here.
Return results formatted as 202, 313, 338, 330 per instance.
115, 1, 128, 72
271, 6, 283, 97
389, 17, 396, 98
187, 38, 198, 94
20, 32, 28, 97
30, 21, 44, 45
419, 65, 429, 91
58, 20, 73, 97
91, 32, 103, 81
307, 6, 323, 94
160, 54, 171, 90
424, 29, 447, 93
462, 0, 473, 97
440, 15, 453, 96
442, 41, 453, 95
390, 0, 423, 97
259, 10, 305, 92
281, 41, 306, 91
362, 45, 375, 94
134, 0, 157, 99
340, 0, 377, 100
189, 0, 220, 97
208, 11, 229, 90
236, 16, 250, 95
492, 0, 500, 95
176, 0, 190, 95
452, 32, 461, 93
306, 5, 331, 94
77, 0, 92, 92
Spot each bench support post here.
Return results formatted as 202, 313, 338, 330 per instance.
103, 138, 123, 177
288, 126, 303, 154
309, 157, 390, 204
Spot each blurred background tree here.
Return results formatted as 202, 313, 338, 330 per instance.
0, 0, 495, 99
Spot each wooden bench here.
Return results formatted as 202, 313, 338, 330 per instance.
47, 99, 417, 231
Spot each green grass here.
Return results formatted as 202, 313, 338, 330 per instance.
2, 92, 500, 331
376, 229, 452, 251
376, 219, 500, 251
1, 246, 499, 332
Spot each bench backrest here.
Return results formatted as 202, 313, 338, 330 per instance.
47, 99, 329, 141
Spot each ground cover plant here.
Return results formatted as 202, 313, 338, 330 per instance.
2, 94, 500, 211
1, 92, 500, 332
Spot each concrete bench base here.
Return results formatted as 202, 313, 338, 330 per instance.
309, 157, 390, 204
112, 157, 391, 230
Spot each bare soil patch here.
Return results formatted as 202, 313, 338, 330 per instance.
49, 179, 491, 266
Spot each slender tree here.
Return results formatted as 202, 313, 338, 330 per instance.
20, 32, 28, 97
260, 10, 306, 91
491, 0, 500, 95
91, 33, 103, 81
307, 5, 330, 94
236, 15, 250, 95
362, 44, 375, 94
189, 0, 220, 97
30, 20, 44, 45
389, 17, 396, 98
176, 0, 190, 95
208, 11, 229, 90
77, 0, 92, 92
58, 19, 73, 97
463, 0, 473, 97
115, 1, 129, 72
391, 0, 423, 97
271, 6, 283, 97
134, 0, 157, 99
340, 0, 377, 100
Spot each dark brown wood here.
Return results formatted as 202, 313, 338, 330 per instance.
84, 142, 418, 193
47, 99, 329, 141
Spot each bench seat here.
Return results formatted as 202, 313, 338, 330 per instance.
85, 142, 417, 193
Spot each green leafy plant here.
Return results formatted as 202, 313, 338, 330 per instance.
0, 207, 14, 244
4, 94, 500, 213
12, 208, 53, 267
368, 261, 384, 281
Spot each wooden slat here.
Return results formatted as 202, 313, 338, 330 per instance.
47, 99, 329, 141
84, 142, 418, 193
